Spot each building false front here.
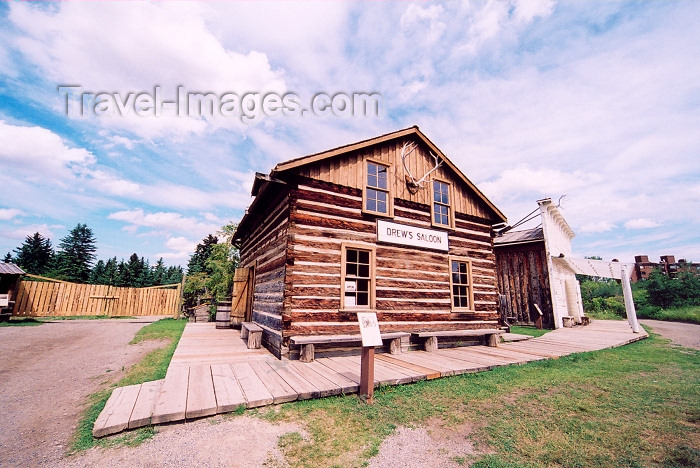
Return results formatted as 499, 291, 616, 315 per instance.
232, 126, 507, 359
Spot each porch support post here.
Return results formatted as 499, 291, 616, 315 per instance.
621, 265, 640, 333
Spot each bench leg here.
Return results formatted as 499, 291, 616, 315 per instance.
486, 334, 499, 347
424, 336, 438, 352
389, 337, 402, 355
300, 343, 314, 363
241, 327, 249, 341
247, 331, 262, 349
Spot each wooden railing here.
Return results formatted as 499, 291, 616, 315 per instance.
12, 277, 182, 317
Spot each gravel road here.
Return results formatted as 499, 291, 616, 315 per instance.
0, 318, 166, 466
639, 319, 700, 350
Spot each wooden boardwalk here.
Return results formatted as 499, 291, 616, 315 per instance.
94, 320, 647, 437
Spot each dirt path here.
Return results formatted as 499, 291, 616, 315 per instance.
0, 318, 166, 466
639, 319, 700, 350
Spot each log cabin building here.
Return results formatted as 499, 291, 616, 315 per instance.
232, 126, 508, 359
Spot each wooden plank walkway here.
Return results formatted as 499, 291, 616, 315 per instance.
94, 320, 647, 437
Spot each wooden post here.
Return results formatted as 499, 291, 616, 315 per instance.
359, 346, 375, 404
621, 265, 640, 333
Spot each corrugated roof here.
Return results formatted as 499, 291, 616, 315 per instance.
494, 227, 544, 246
0, 262, 25, 275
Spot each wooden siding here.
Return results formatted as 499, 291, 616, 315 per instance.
239, 189, 290, 358
12, 281, 181, 317
294, 138, 496, 221
283, 177, 499, 343
494, 242, 554, 327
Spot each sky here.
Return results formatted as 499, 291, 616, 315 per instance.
0, 0, 698, 269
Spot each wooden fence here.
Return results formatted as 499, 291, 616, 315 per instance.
12, 278, 182, 318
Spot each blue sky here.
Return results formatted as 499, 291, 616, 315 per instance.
1, 1, 698, 268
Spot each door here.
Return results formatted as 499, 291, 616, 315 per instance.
231, 266, 254, 324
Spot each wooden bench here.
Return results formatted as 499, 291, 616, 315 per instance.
240, 322, 263, 349
562, 316, 575, 328
413, 328, 504, 352
290, 332, 410, 363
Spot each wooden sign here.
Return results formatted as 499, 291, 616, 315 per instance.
0, 294, 8, 308
377, 220, 448, 252
357, 312, 382, 347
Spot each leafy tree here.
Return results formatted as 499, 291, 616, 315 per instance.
13, 232, 54, 275
187, 234, 218, 275
646, 269, 682, 308
54, 224, 97, 283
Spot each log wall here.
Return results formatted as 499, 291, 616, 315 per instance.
494, 242, 554, 327
283, 177, 500, 346
238, 188, 290, 358
294, 138, 495, 220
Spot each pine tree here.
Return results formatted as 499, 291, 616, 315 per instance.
3, 252, 13, 263
90, 260, 106, 284
54, 224, 97, 283
187, 234, 218, 275
153, 258, 166, 286
13, 232, 54, 275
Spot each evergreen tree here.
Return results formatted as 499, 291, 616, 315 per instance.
164, 265, 183, 284
103, 257, 118, 285
13, 232, 54, 274
54, 224, 97, 283
3, 252, 13, 263
126, 253, 144, 287
187, 234, 218, 275
90, 260, 106, 284
115, 259, 129, 287
153, 258, 166, 285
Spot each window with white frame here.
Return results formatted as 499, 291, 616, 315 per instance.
432, 180, 452, 227
342, 246, 374, 309
364, 161, 391, 216
450, 258, 473, 310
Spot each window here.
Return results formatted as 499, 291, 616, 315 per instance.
364, 160, 392, 216
432, 179, 452, 227
449, 258, 473, 310
342, 245, 375, 309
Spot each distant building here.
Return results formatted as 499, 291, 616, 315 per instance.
632, 255, 700, 282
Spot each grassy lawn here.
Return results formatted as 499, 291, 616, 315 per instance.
69, 318, 187, 453
638, 305, 700, 325
0, 317, 43, 327
509, 325, 551, 338
259, 330, 699, 467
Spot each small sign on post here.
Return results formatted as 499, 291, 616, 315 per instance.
357, 312, 382, 404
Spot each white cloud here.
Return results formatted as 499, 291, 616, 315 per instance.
579, 221, 617, 234
107, 209, 220, 239
624, 218, 661, 230
0, 208, 23, 221
1, 223, 56, 241
0, 120, 95, 178
9, 1, 287, 138
155, 236, 197, 261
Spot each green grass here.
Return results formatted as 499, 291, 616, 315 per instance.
509, 325, 551, 338
258, 330, 698, 468
69, 318, 187, 454
638, 305, 700, 325
37, 315, 136, 320
0, 317, 43, 326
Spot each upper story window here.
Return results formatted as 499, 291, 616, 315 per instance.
432, 179, 452, 227
364, 160, 392, 216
